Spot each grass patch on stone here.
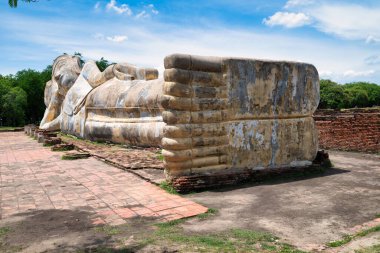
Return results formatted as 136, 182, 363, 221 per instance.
159, 181, 178, 195
61, 156, 77, 160
61, 152, 90, 160
51, 145, 75, 152
327, 225, 380, 248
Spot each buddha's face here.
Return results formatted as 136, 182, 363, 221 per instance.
40, 55, 83, 129
52, 55, 82, 94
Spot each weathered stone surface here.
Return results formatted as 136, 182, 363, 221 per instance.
51, 143, 75, 151
62, 151, 91, 160
24, 124, 36, 135
43, 137, 62, 146
39, 53, 320, 188
162, 54, 319, 181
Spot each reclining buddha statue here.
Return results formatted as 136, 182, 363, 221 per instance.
40, 53, 320, 189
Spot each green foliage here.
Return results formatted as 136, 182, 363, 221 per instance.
0, 227, 10, 237
156, 149, 164, 161
197, 208, 218, 219
15, 69, 49, 124
319, 79, 380, 109
8, 0, 34, 8
158, 181, 178, 194
159, 181, 178, 195
152, 221, 306, 252
96, 57, 112, 72
94, 226, 121, 236
1, 87, 27, 126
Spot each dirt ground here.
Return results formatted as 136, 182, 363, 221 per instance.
184, 151, 380, 251
0, 150, 379, 252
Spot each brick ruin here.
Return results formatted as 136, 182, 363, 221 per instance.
314, 108, 380, 153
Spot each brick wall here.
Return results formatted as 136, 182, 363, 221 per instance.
314, 108, 380, 153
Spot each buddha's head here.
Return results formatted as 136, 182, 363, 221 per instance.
52, 54, 82, 95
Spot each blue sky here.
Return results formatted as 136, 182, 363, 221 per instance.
1, 0, 380, 84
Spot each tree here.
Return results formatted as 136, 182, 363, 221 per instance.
1, 87, 27, 126
0, 75, 13, 125
344, 82, 380, 107
96, 57, 112, 72
14, 69, 47, 124
73, 52, 111, 71
319, 79, 380, 109
8, 0, 35, 8
319, 80, 347, 109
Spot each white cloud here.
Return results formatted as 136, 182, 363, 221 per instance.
148, 4, 159, 15
365, 35, 380, 44
136, 11, 149, 19
106, 0, 132, 15
94, 33, 128, 43
273, 2, 380, 43
365, 55, 380, 65
319, 70, 333, 78
343, 70, 375, 78
106, 35, 128, 43
263, 12, 311, 28
308, 4, 380, 42
94, 2, 101, 10
285, 0, 314, 9
135, 4, 159, 19
2, 12, 379, 84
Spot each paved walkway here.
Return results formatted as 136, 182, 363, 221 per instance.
0, 132, 207, 225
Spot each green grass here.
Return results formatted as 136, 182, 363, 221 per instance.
155, 219, 186, 230
158, 181, 178, 195
60, 133, 79, 140
0, 126, 18, 131
197, 208, 218, 219
0, 227, 10, 237
156, 149, 164, 161
327, 235, 352, 247
231, 228, 277, 243
355, 244, 380, 253
94, 226, 121, 236
327, 225, 380, 247
152, 219, 306, 252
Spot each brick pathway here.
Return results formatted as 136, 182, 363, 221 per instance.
0, 132, 207, 225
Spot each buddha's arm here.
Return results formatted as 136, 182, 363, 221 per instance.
82, 61, 159, 89
81, 61, 116, 88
